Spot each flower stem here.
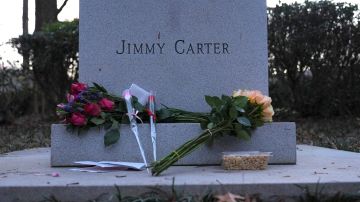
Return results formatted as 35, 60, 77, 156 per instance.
151, 123, 228, 176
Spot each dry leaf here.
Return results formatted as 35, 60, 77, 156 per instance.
215, 192, 245, 202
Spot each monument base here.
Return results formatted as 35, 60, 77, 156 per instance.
51, 122, 296, 166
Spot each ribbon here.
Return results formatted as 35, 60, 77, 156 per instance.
172, 151, 181, 160
127, 109, 143, 123
207, 129, 214, 138
145, 109, 157, 120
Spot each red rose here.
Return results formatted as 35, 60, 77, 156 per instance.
98, 98, 114, 110
84, 103, 101, 116
70, 112, 87, 126
70, 82, 87, 95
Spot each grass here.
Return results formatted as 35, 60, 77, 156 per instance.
39, 181, 360, 202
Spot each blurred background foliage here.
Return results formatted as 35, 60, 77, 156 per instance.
11, 19, 79, 118
268, 0, 360, 118
0, 0, 359, 152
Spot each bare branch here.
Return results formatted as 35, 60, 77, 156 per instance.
57, 0, 69, 16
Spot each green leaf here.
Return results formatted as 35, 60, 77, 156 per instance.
234, 124, 251, 140
90, 117, 105, 125
229, 106, 238, 120
221, 95, 232, 103
254, 119, 264, 127
133, 99, 145, 112
103, 121, 112, 130
93, 82, 107, 93
157, 108, 172, 120
121, 115, 130, 124
237, 117, 252, 127
104, 129, 120, 146
200, 121, 208, 130
236, 106, 245, 113
207, 122, 214, 129
233, 96, 248, 108
111, 120, 119, 129
205, 95, 214, 106
205, 96, 223, 110
100, 112, 107, 119
210, 112, 221, 123
117, 102, 127, 112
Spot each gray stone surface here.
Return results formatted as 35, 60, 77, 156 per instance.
51, 122, 296, 166
1, 145, 360, 202
80, 0, 268, 112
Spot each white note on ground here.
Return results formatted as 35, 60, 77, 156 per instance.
70, 161, 146, 173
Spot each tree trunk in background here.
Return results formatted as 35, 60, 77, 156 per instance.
34, 0, 58, 32
22, 0, 29, 71
34, 0, 58, 116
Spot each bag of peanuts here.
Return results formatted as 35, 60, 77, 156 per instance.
222, 151, 272, 170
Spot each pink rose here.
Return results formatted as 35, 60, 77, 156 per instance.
84, 103, 101, 116
70, 82, 87, 95
70, 112, 87, 126
98, 98, 114, 111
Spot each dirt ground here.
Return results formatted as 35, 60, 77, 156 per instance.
296, 117, 360, 152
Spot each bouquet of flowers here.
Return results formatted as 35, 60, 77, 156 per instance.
57, 82, 274, 176
56, 82, 147, 146
151, 90, 274, 175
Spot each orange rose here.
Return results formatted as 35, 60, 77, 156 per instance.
256, 95, 272, 108
233, 89, 270, 105
262, 105, 274, 122
233, 89, 274, 122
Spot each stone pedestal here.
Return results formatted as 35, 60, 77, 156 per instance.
51, 122, 296, 166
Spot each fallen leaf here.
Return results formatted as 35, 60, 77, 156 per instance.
66, 182, 79, 186
314, 171, 328, 175
115, 175, 127, 178
215, 192, 245, 202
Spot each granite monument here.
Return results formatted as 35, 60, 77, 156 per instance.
51, 0, 296, 166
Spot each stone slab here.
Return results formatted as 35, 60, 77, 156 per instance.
1, 145, 360, 202
51, 122, 296, 166
80, 0, 268, 112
